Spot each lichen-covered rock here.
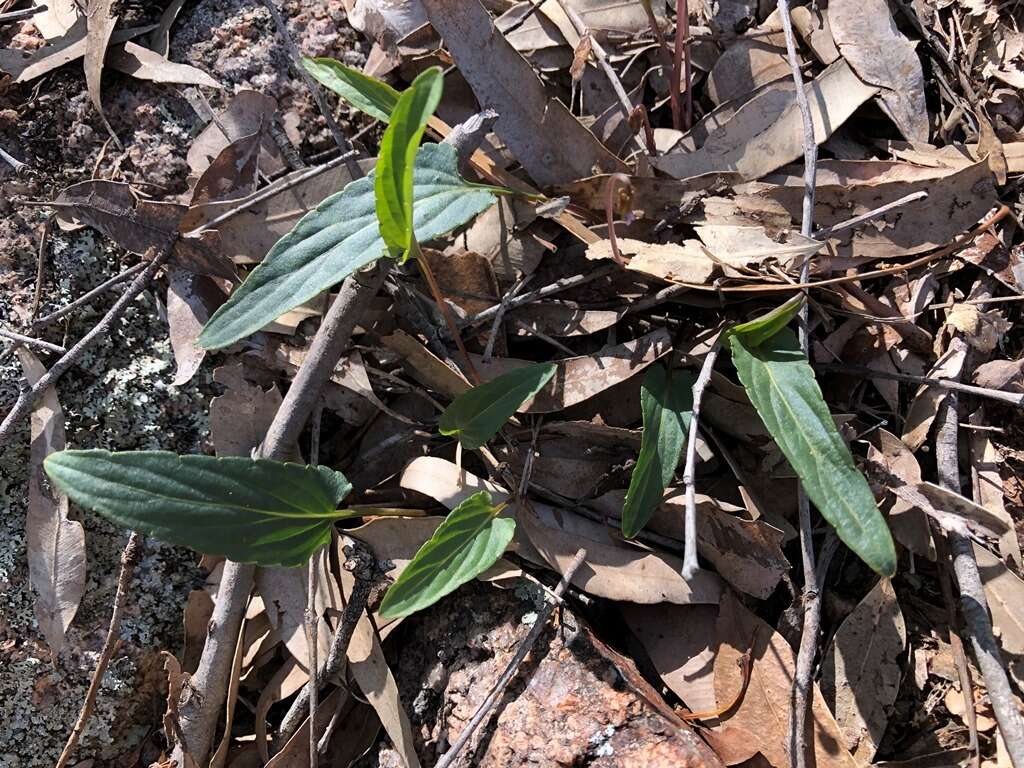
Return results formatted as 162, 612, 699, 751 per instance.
376, 581, 723, 768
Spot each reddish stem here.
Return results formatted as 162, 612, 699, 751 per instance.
673, 0, 693, 130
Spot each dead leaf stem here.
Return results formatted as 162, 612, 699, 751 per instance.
54, 532, 143, 768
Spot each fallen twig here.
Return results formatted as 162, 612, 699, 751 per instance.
775, 0, 820, 762
935, 339, 1024, 768
434, 548, 587, 768
681, 343, 721, 579
813, 363, 1024, 407
813, 191, 929, 239
30, 214, 52, 322
672, 0, 692, 129
0, 327, 66, 355
30, 261, 148, 331
275, 540, 377, 749
0, 4, 47, 24
0, 245, 172, 445
54, 532, 143, 768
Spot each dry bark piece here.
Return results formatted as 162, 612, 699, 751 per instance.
829, 0, 929, 140
18, 348, 86, 655
420, 0, 626, 186
653, 60, 877, 181
820, 578, 907, 762
709, 591, 859, 768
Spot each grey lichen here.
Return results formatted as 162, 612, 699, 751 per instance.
0, 230, 214, 766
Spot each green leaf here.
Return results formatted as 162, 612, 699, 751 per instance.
622, 365, 695, 538
438, 363, 557, 450
378, 491, 515, 618
198, 143, 498, 349
376, 67, 444, 256
730, 329, 897, 576
723, 295, 804, 349
44, 450, 354, 567
302, 56, 399, 123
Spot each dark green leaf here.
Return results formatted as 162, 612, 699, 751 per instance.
438, 363, 557, 450
730, 329, 896, 576
198, 143, 499, 349
302, 57, 399, 123
44, 450, 354, 567
723, 295, 804, 349
378, 491, 515, 618
622, 365, 695, 538
376, 67, 444, 256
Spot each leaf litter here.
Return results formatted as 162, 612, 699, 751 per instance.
7, 0, 1024, 764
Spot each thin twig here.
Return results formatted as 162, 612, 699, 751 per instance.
0, 327, 66, 355
641, 0, 679, 128
260, 0, 358, 173
275, 542, 377, 749
483, 274, 532, 362
30, 261, 148, 330
0, 142, 27, 172
672, 0, 692, 129
30, 214, 52, 322
306, 401, 324, 768
434, 548, 588, 768
813, 191, 928, 240
54, 533, 143, 768
463, 263, 619, 329
681, 343, 720, 579
776, 0, 819, 763
0, 246, 171, 445
0, 4, 47, 24
813, 363, 1024, 407
936, 341, 1024, 768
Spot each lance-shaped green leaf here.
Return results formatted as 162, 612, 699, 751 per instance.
730, 329, 897, 576
198, 143, 501, 349
379, 491, 515, 618
44, 450, 354, 567
622, 365, 695, 538
302, 56, 399, 122
723, 294, 804, 349
439, 363, 557, 450
376, 67, 444, 256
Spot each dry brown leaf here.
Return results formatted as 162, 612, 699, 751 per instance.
264, 688, 378, 768
421, 0, 626, 186
902, 344, 968, 451
892, 481, 1010, 540
34, 0, 81, 40
829, 0, 929, 140
209, 362, 290, 459
84, 0, 118, 136
946, 303, 1011, 353
969, 410, 1022, 569
973, 543, 1024, 689
470, 327, 672, 413
262, 341, 377, 425
654, 60, 877, 181
18, 348, 85, 655
349, 517, 443, 584
493, 437, 631, 500
0, 21, 150, 83
709, 591, 859, 768
107, 42, 221, 88
449, 196, 552, 280
791, 6, 840, 64
149, 0, 187, 55
253, 658, 307, 764
520, 501, 723, 605
347, 614, 421, 768
821, 578, 906, 762
707, 31, 791, 107
209, 612, 247, 768
185, 91, 285, 183
182, 588, 214, 674
190, 131, 262, 206
498, 0, 657, 52
254, 567, 333, 673
421, 248, 497, 317
622, 603, 719, 713
381, 330, 471, 398
167, 268, 225, 387
973, 359, 1024, 393
865, 428, 933, 558
587, 237, 715, 284
512, 304, 623, 338
557, 171, 741, 220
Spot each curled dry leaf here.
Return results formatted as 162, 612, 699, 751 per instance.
829, 0, 929, 141
420, 0, 626, 186
708, 591, 859, 768
470, 327, 672, 413
17, 349, 86, 655
186, 90, 283, 181
706, 29, 791, 107
821, 578, 907, 762
946, 303, 1011, 354
106, 42, 221, 89
189, 131, 263, 206
891, 481, 1010, 540
255, 566, 333, 672
167, 268, 225, 387
972, 358, 1024, 393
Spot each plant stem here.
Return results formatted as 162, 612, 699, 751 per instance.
55, 533, 143, 768
681, 343, 720, 579
673, 0, 692, 129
